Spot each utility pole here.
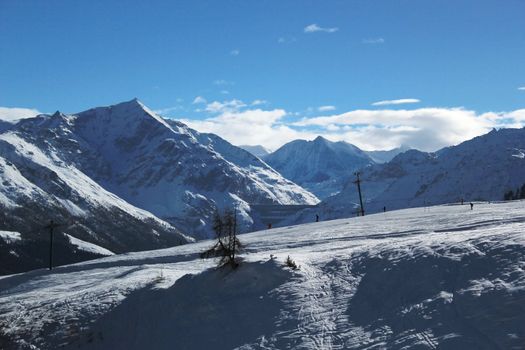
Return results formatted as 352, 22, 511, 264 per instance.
232, 206, 237, 262
354, 172, 365, 217
44, 220, 61, 270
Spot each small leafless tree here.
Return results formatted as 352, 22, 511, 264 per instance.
201, 208, 242, 268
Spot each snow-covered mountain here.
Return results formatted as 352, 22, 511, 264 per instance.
0, 119, 192, 274
294, 128, 525, 223
365, 144, 411, 163
265, 136, 375, 199
1, 99, 317, 242
239, 144, 271, 158
1, 201, 524, 349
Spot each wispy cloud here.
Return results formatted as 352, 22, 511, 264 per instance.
213, 79, 234, 86
362, 37, 385, 44
230, 49, 240, 56
153, 106, 182, 115
318, 105, 336, 112
0, 107, 42, 122
372, 99, 421, 106
204, 99, 246, 113
192, 96, 207, 104
304, 24, 338, 33
518, 87, 525, 91
278, 36, 297, 44
251, 99, 267, 106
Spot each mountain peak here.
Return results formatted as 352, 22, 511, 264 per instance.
313, 135, 328, 143
112, 98, 146, 111
50, 110, 69, 119
83, 98, 175, 130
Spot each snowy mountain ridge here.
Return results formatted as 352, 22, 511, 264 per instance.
290, 127, 525, 224
265, 136, 375, 199
239, 144, 271, 158
0, 99, 317, 262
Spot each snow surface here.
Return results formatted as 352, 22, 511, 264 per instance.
239, 144, 271, 158
0, 231, 21, 244
1, 201, 524, 349
66, 234, 114, 256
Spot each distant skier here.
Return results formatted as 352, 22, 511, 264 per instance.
383, 206, 386, 213
268, 223, 272, 229
315, 214, 319, 222
461, 198, 464, 205
470, 202, 474, 210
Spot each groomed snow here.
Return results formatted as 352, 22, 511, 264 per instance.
1, 201, 524, 349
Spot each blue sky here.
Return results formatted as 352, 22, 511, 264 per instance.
1, 0, 524, 151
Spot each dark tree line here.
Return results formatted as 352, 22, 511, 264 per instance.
201, 208, 242, 268
504, 183, 525, 201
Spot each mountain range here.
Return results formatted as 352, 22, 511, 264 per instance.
264, 136, 376, 199
0, 99, 317, 273
287, 128, 525, 224
2, 98, 524, 275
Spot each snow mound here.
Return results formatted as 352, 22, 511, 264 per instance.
67, 260, 292, 349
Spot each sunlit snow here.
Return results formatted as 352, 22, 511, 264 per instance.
1, 201, 524, 349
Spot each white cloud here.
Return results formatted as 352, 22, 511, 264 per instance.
518, 87, 525, 91
181, 108, 315, 150
291, 107, 523, 151
372, 98, 421, 106
192, 96, 207, 104
304, 24, 339, 33
204, 99, 246, 113
220, 90, 230, 95
318, 105, 336, 112
0, 107, 42, 122
230, 49, 240, 56
181, 97, 525, 152
251, 99, 267, 106
362, 38, 385, 44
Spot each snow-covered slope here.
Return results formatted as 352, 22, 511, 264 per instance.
265, 136, 375, 199
1, 201, 524, 349
239, 144, 271, 158
298, 128, 525, 223
3, 100, 317, 240
0, 119, 191, 274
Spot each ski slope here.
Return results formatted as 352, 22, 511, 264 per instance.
1, 201, 524, 349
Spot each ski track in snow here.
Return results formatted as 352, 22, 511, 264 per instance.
1, 201, 525, 349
